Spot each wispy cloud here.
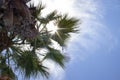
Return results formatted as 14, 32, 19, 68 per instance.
31, 0, 117, 80
66, 0, 118, 62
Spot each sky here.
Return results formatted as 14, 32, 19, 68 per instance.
31, 0, 120, 80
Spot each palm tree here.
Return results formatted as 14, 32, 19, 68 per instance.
0, 0, 79, 80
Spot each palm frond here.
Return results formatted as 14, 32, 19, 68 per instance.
46, 11, 61, 21
38, 11, 61, 24
11, 46, 49, 78
51, 15, 79, 46
0, 66, 16, 80
29, 2, 45, 19
57, 14, 79, 33
0, 56, 16, 80
38, 18, 49, 24
29, 34, 51, 49
51, 32, 70, 46
36, 3, 45, 18
43, 47, 66, 68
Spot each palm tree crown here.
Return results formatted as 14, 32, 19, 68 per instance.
0, 0, 79, 80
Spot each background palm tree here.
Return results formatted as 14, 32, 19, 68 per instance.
0, 0, 79, 80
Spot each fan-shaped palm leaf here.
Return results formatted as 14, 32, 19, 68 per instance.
43, 46, 66, 68
11, 46, 49, 79
30, 34, 51, 49
38, 11, 60, 24
29, 2, 45, 19
51, 15, 79, 46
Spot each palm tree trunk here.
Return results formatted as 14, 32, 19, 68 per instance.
0, 30, 13, 52
13, 0, 32, 20
0, 76, 12, 80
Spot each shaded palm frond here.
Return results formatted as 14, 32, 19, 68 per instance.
0, 56, 16, 80
46, 11, 61, 21
36, 3, 45, 18
29, 2, 45, 19
28, 33, 51, 50
38, 11, 61, 24
43, 47, 66, 68
11, 46, 49, 78
0, 66, 16, 80
51, 31, 70, 46
38, 18, 49, 24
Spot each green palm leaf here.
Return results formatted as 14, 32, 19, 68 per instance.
57, 15, 79, 33
29, 3, 45, 19
0, 56, 16, 80
51, 15, 79, 46
43, 47, 66, 68
11, 46, 49, 79
29, 34, 51, 49
38, 11, 60, 24
46, 11, 61, 21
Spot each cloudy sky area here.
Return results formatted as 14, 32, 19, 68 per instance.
31, 0, 120, 80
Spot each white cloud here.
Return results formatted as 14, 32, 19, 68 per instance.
66, 0, 117, 62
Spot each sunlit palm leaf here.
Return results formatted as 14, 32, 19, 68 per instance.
52, 32, 70, 46
57, 15, 79, 33
51, 15, 79, 46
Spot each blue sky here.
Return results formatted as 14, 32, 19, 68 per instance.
31, 0, 120, 80
65, 0, 120, 80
